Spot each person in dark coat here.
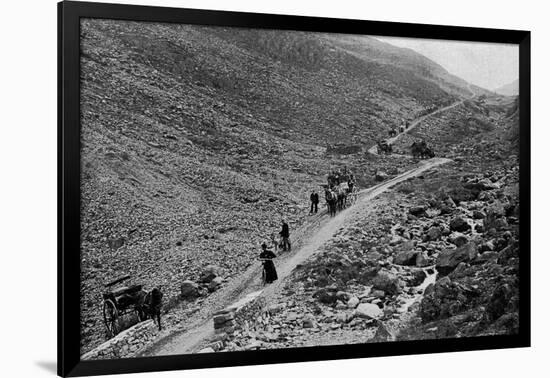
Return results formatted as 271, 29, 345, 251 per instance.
310, 190, 319, 214
279, 220, 291, 252
259, 243, 278, 284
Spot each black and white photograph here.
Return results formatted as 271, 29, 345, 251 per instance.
77, 18, 523, 361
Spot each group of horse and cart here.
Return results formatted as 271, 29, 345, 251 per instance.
376, 122, 435, 158
102, 275, 163, 338
323, 170, 358, 217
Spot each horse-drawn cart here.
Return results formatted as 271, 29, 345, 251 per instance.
102, 275, 146, 337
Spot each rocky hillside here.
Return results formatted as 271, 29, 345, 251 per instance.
80, 19, 492, 353
214, 105, 520, 351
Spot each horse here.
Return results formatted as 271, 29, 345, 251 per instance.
325, 188, 338, 217
377, 140, 392, 155
388, 128, 397, 137
335, 183, 348, 211
136, 287, 163, 330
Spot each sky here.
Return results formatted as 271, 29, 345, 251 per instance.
374, 36, 519, 91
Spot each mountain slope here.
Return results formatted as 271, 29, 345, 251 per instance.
78, 19, 505, 353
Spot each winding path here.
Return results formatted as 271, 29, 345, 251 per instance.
142, 90, 478, 356
142, 157, 451, 356
368, 94, 475, 155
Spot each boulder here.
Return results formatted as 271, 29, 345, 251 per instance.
449, 217, 471, 233
302, 314, 316, 328
180, 280, 199, 299
409, 206, 427, 217
200, 265, 221, 283
372, 269, 402, 295
478, 240, 495, 253
375, 170, 389, 182
436, 242, 478, 276
415, 251, 431, 267
450, 233, 469, 247
472, 210, 486, 219
347, 296, 360, 309
420, 277, 466, 322
405, 269, 427, 287
394, 250, 418, 266
313, 287, 338, 305
208, 276, 223, 292
198, 347, 215, 354
477, 178, 500, 190
425, 226, 442, 241
371, 321, 394, 342
355, 303, 383, 319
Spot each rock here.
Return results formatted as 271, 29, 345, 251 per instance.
425, 226, 442, 241
200, 265, 221, 283
372, 269, 402, 295
198, 347, 215, 353
436, 242, 478, 276
450, 233, 469, 247
473, 210, 486, 219
478, 191, 495, 201
479, 240, 495, 253
394, 250, 418, 266
371, 289, 386, 298
375, 170, 389, 182
336, 312, 353, 323
371, 321, 394, 342
347, 296, 360, 309
286, 312, 299, 322
487, 283, 515, 321
420, 277, 465, 322
268, 303, 286, 315
409, 206, 427, 217
406, 269, 427, 287
313, 287, 338, 305
180, 280, 200, 299
415, 251, 431, 267
336, 291, 351, 302
355, 303, 383, 319
449, 217, 471, 233
302, 314, 316, 328
244, 340, 263, 350
208, 276, 223, 292
477, 178, 500, 190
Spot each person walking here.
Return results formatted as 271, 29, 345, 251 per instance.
310, 190, 319, 214
279, 220, 291, 252
259, 243, 278, 284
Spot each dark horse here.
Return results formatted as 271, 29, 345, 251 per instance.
388, 128, 397, 137
325, 188, 337, 217
137, 287, 163, 330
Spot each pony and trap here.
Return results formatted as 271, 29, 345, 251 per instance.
102, 275, 163, 338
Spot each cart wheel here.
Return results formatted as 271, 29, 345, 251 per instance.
103, 299, 119, 337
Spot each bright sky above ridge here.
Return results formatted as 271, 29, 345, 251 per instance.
374, 36, 518, 91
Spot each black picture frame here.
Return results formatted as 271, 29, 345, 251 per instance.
58, 1, 531, 376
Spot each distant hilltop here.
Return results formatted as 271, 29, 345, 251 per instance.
494, 79, 519, 96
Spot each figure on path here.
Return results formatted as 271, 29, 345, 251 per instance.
310, 190, 319, 214
279, 220, 291, 252
259, 243, 278, 284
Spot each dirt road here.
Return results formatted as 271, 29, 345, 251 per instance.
142, 157, 451, 356
367, 97, 473, 155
